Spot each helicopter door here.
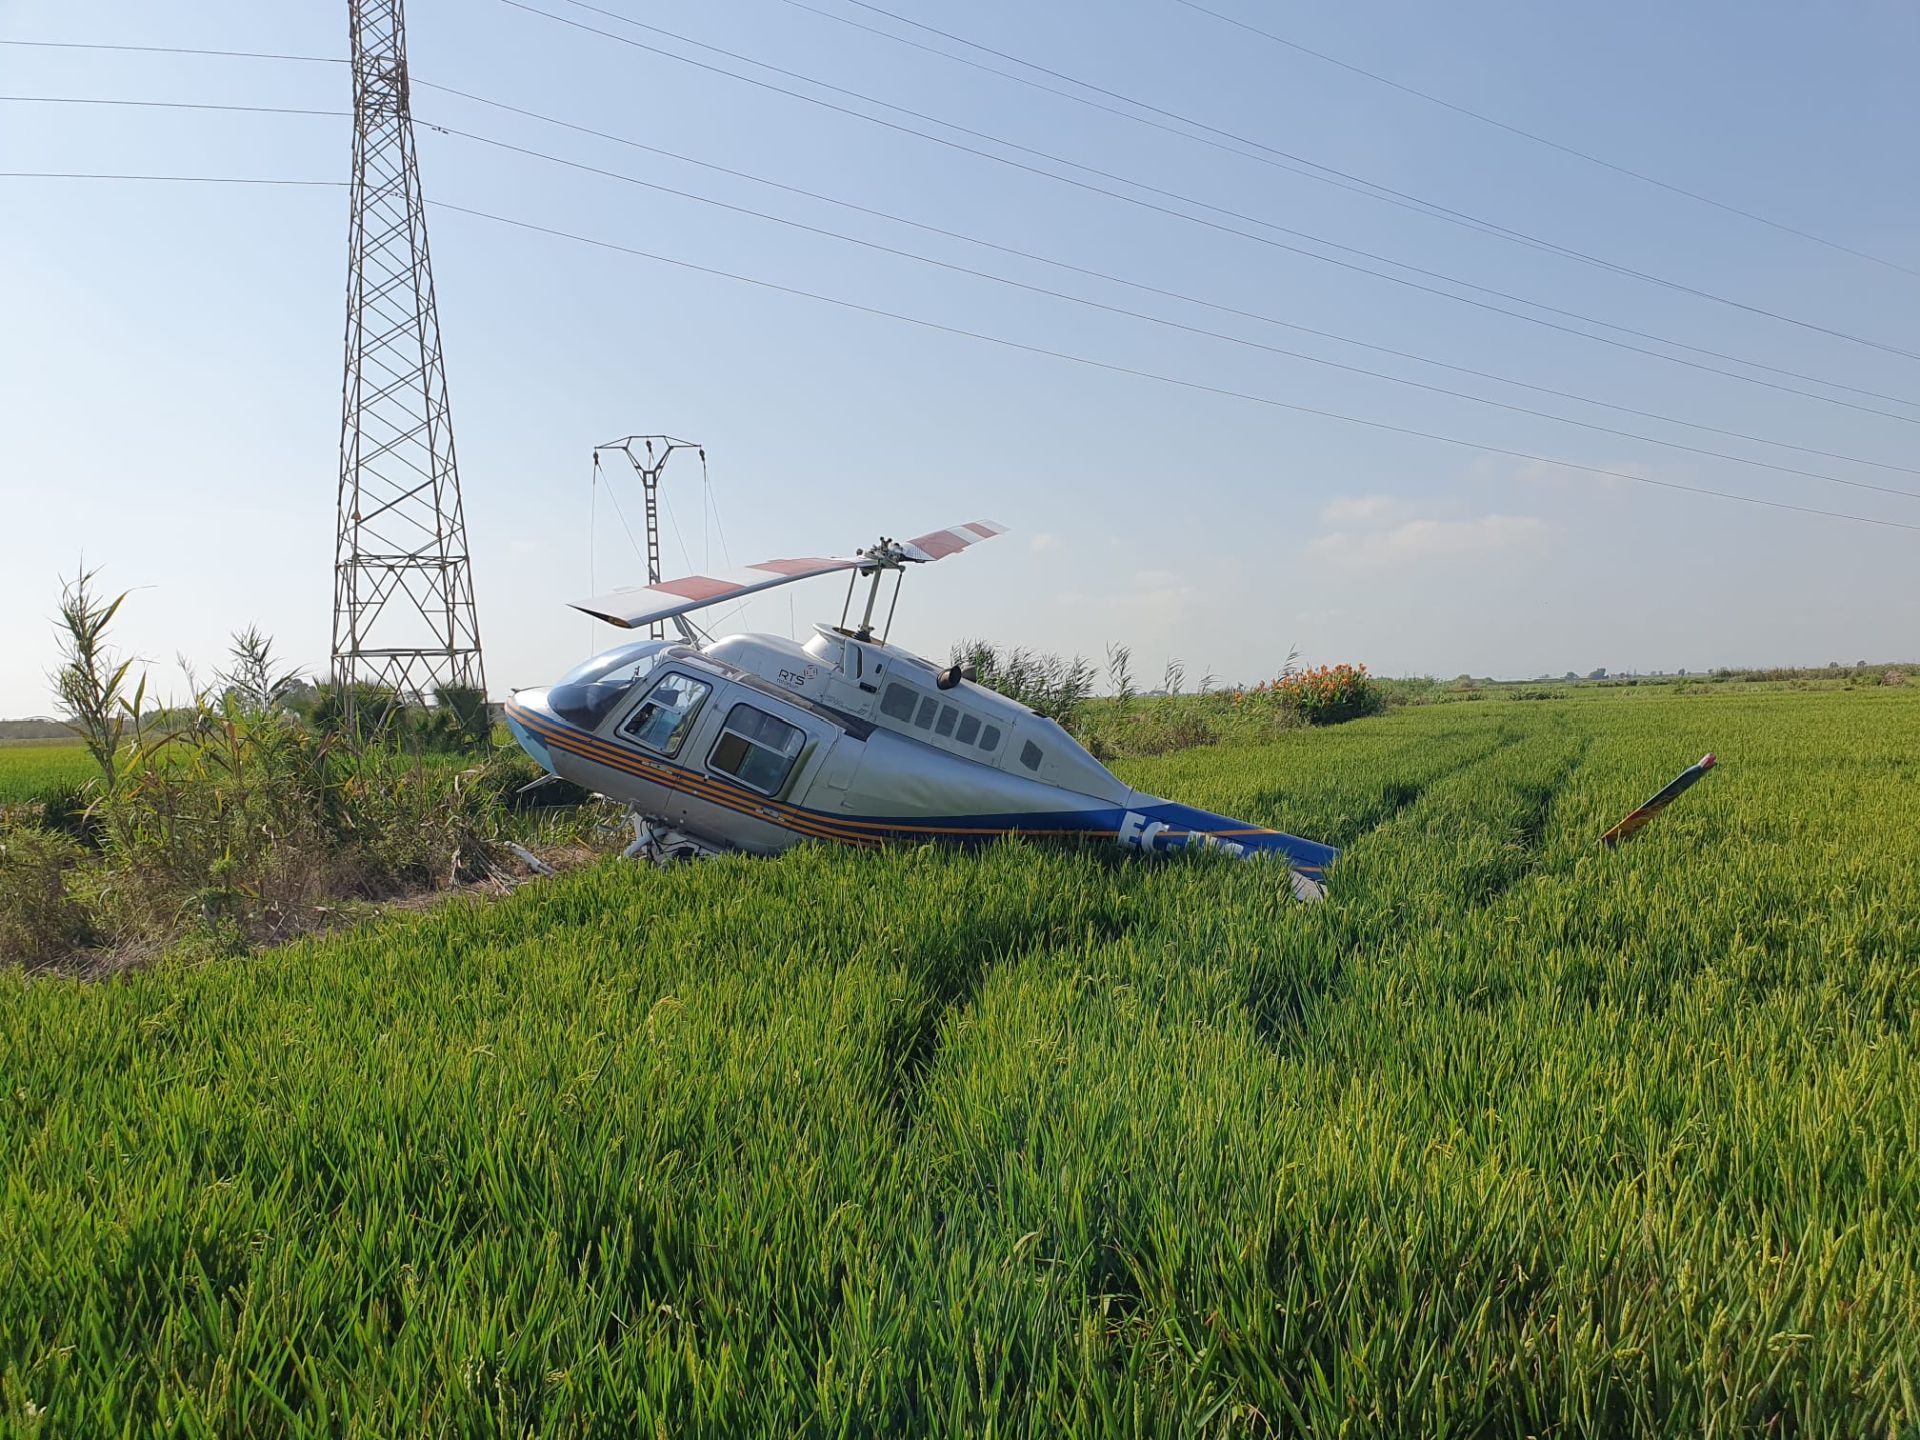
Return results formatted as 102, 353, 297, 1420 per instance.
615, 670, 716, 827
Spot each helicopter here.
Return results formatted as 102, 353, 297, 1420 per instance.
503, 521, 1338, 901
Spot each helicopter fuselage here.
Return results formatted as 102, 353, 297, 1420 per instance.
505, 624, 1337, 892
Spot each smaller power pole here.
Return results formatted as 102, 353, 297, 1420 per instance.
592, 435, 704, 639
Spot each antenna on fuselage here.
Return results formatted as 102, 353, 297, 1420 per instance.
592, 434, 704, 641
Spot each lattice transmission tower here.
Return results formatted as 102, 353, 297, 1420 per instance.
332, 0, 484, 705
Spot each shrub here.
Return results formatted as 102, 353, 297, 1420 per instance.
102, 699, 516, 940
36, 779, 102, 848
1237, 662, 1384, 725
302, 682, 405, 742
428, 685, 493, 750
950, 640, 1096, 731
302, 682, 492, 754
1081, 702, 1223, 758
0, 822, 95, 967
48, 567, 146, 790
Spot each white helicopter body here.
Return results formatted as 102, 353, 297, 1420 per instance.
505, 522, 1336, 898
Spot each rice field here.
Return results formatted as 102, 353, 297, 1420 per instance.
0, 740, 93, 806
2, 686, 1916, 1435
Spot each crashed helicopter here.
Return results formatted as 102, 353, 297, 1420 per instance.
504, 521, 1338, 900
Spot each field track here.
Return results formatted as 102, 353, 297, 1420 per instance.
3, 687, 1916, 1435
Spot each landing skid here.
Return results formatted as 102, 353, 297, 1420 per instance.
622, 811, 723, 867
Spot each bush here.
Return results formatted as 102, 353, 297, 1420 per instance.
303, 682, 492, 754
0, 822, 95, 967
1080, 702, 1223, 758
92, 691, 510, 943
950, 640, 1096, 731
302, 682, 405, 742
35, 779, 103, 848
1238, 662, 1384, 726
427, 684, 493, 750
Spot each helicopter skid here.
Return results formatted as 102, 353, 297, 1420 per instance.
622, 811, 723, 867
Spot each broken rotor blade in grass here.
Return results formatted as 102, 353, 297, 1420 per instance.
1599, 752, 1717, 846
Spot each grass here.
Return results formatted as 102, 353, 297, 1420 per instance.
2, 686, 1917, 1434
0, 740, 93, 807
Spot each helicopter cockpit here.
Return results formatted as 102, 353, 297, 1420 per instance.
543, 639, 673, 730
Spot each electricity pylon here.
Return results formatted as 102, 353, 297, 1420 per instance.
593, 435, 705, 640
332, 0, 484, 709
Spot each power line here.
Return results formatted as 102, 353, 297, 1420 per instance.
499, 0, 1920, 418
430, 119, 1920, 503
7, 81, 1912, 476
10, 24, 1908, 291
0, 170, 344, 186
767, 0, 1920, 362
424, 198, 1920, 535
0, 94, 347, 119
417, 78, 1920, 473
15, 14, 1918, 405
0, 37, 344, 65
13, 18, 1917, 393
8, 159, 1913, 532
11, 80, 1918, 456
1169, 0, 1920, 282
772, 0, 1620, 253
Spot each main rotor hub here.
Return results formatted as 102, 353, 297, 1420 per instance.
857, 536, 917, 570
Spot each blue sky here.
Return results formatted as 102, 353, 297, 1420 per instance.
3, 0, 1917, 714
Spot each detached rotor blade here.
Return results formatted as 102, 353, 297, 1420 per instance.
572, 556, 861, 630
1599, 752, 1717, 847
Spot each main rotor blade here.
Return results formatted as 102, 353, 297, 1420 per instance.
569, 521, 1008, 630
900, 520, 1008, 561
572, 556, 860, 630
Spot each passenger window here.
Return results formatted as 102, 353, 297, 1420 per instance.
621, 674, 711, 755
935, 705, 959, 738
979, 724, 1001, 752
955, 714, 980, 745
709, 704, 805, 796
880, 683, 918, 722
1020, 740, 1043, 772
914, 696, 938, 730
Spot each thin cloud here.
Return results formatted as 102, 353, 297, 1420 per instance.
1309, 513, 1557, 568
1319, 494, 1415, 527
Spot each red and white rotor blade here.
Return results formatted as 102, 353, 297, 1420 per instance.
572, 556, 861, 630
899, 520, 1008, 562
569, 522, 1008, 629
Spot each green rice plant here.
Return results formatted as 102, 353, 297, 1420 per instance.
1, 686, 1916, 1434
0, 742, 97, 808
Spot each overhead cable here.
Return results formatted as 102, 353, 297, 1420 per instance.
425, 198, 1920, 536
768, 0, 1920, 359
498, 0, 1920, 416
1169, 0, 1920, 281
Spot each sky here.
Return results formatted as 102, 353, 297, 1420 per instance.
3, 0, 1917, 716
